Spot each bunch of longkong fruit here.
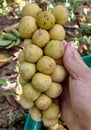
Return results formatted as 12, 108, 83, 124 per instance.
15, 2, 69, 130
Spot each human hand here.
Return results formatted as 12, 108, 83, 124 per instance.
60, 41, 91, 130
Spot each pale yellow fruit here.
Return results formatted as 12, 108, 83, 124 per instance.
44, 40, 64, 60
43, 103, 60, 119
35, 94, 52, 110
22, 39, 32, 48
20, 94, 34, 109
49, 24, 66, 41
52, 5, 69, 25
42, 116, 58, 127
18, 50, 25, 64
18, 16, 38, 38
45, 82, 63, 98
19, 75, 28, 86
24, 44, 43, 63
36, 11, 55, 30
51, 65, 66, 83
19, 62, 36, 80
32, 28, 50, 48
32, 72, 52, 92
22, 2, 42, 18
29, 106, 42, 121
23, 83, 41, 101
37, 56, 56, 74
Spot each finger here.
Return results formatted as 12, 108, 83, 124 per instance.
63, 41, 90, 79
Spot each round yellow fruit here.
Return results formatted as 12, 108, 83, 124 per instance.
22, 39, 32, 48
19, 75, 28, 86
22, 2, 42, 18
35, 94, 52, 110
45, 82, 63, 98
18, 16, 38, 38
51, 65, 67, 83
42, 103, 60, 119
36, 11, 55, 30
32, 72, 52, 92
20, 94, 34, 109
29, 106, 42, 121
42, 116, 58, 127
52, 5, 69, 25
19, 61, 36, 80
18, 50, 25, 64
23, 83, 41, 101
44, 40, 64, 60
32, 28, 50, 48
49, 24, 66, 41
24, 44, 43, 63
37, 56, 56, 74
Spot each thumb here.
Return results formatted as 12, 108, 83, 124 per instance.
62, 41, 90, 79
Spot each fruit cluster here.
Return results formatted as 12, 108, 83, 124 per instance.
16, 2, 69, 130
0, 29, 21, 49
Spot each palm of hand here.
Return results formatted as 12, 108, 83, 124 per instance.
60, 41, 91, 130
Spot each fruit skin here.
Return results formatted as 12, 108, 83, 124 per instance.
32, 72, 52, 92
42, 116, 58, 127
0, 40, 12, 46
42, 103, 60, 119
19, 75, 28, 86
44, 40, 64, 60
36, 11, 55, 30
51, 65, 67, 83
23, 83, 41, 101
3, 33, 17, 40
36, 56, 56, 74
18, 16, 38, 38
49, 24, 66, 41
19, 61, 36, 80
24, 44, 43, 63
22, 39, 32, 48
32, 28, 50, 48
22, 2, 42, 18
19, 94, 34, 109
45, 82, 63, 98
52, 5, 69, 25
29, 106, 42, 121
35, 93, 52, 110
18, 50, 25, 64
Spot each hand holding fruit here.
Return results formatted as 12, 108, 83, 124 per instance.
60, 41, 91, 130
